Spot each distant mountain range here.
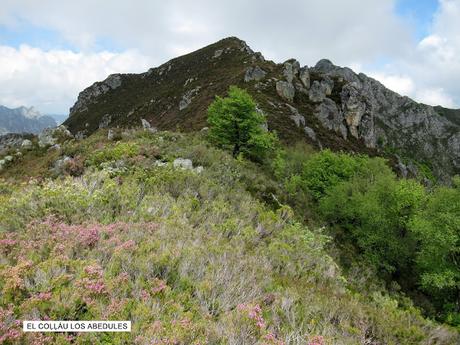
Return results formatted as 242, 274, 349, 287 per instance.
0, 105, 57, 134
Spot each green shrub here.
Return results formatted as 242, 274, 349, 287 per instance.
320, 170, 426, 274
410, 182, 460, 323
301, 150, 367, 200
87, 142, 140, 167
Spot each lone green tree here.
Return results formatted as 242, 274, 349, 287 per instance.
207, 86, 277, 161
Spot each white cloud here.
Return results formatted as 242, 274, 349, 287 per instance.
0, 0, 459, 110
366, 71, 456, 107
0, 0, 411, 65
415, 88, 455, 108
367, 0, 460, 108
368, 73, 415, 96
0, 45, 154, 114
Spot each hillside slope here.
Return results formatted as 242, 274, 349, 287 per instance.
0, 128, 458, 344
65, 37, 460, 183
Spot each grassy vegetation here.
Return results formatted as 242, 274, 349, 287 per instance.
0, 128, 458, 344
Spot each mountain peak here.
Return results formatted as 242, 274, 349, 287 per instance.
18, 106, 41, 119
314, 59, 336, 72
64, 38, 460, 183
0, 104, 56, 135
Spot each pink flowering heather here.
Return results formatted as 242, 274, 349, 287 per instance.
77, 266, 108, 296
0, 233, 17, 255
237, 303, 266, 329
0, 305, 21, 343
140, 289, 150, 301
35, 292, 52, 301
86, 279, 106, 294
103, 298, 128, 318
151, 278, 168, 294
308, 335, 325, 345
151, 320, 163, 332
0, 238, 17, 247
79, 225, 101, 246
28, 334, 53, 345
116, 272, 130, 282
171, 318, 192, 329
115, 239, 137, 252
84, 264, 103, 277
0, 329, 21, 343
263, 332, 285, 345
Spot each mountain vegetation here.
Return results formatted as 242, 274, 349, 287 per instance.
63, 37, 460, 183
0, 38, 460, 344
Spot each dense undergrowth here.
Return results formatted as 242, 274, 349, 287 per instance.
0, 129, 458, 344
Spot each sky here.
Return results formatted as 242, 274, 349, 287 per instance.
0, 0, 458, 114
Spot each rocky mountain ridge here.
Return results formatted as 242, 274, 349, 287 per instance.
64, 37, 460, 182
0, 105, 56, 135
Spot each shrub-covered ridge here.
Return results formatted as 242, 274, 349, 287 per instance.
0, 129, 458, 344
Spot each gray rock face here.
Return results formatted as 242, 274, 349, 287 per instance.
107, 129, 115, 141
315, 98, 347, 139
213, 49, 223, 58
304, 126, 317, 141
173, 158, 203, 173
38, 125, 73, 148
286, 104, 305, 127
282, 60, 300, 83
99, 114, 112, 129
179, 87, 201, 110
21, 139, 33, 149
341, 82, 365, 139
70, 74, 122, 115
309, 81, 327, 103
51, 156, 72, 176
141, 118, 157, 133
173, 158, 193, 170
299, 67, 310, 88
276, 81, 295, 102
0, 133, 30, 154
322, 76, 334, 96
255, 106, 269, 131
308, 59, 460, 182
244, 66, 266, 82
141, 118, 151, 129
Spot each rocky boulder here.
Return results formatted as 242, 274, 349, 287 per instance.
244, 66, 267, 82
70, 74, 122, 115
282, 60, 300, 83
299, 67, 310, 88
38, 125, 73, 148
0, 133, 29, 153
179, 87, 201, 110
21, 139, 33, 149
173, 158, 203, 173
315, 98, 348, 140
286, 104, 305, 127
276, 81, 295, 102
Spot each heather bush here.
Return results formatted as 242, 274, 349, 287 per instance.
87, 141, 140, 167
0, 129, 458, 344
